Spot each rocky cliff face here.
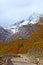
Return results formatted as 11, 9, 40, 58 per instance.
0, 26, 12, 42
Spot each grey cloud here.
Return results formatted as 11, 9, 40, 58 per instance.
0, 0, 43, 26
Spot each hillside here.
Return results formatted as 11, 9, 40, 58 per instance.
0, 26, 12, 42
6, 24, 35, 41
0, 23, 43, 57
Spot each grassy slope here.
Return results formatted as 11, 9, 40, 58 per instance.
0, 24, 43, 55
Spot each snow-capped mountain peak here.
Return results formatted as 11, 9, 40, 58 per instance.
7, 14, 40, 33
19, 20, 29, 27
6, 13, 42, 34
0, 13, 43, 41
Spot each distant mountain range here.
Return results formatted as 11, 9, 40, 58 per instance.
0, 13, 43, 42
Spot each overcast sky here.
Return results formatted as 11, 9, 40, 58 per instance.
0, 0, 43, 26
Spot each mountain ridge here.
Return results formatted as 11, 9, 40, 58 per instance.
0, 13, 43, 42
